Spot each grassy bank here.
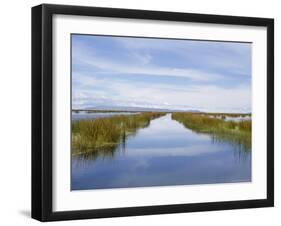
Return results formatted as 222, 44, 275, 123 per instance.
72, 112, 165, 156
172, 112, 251, 151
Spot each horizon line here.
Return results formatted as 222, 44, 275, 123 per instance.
71, 107, 252, 115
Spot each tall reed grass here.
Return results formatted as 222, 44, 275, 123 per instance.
72, 112, 165, 156
172, 112, 251, 151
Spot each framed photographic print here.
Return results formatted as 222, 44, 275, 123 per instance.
32, 4, 274, 221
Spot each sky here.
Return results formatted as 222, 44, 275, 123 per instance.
72, 34, 252, 113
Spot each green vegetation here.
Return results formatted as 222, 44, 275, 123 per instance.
72, 112, 165, 157
171, 112, 251, 151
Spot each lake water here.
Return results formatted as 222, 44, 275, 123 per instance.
72, 111, 138, 121
72, 114, 251, 190
224, 116, 251, 122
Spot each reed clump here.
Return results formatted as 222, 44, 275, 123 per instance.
171, 112, 251, 151
72, 112, 165, 156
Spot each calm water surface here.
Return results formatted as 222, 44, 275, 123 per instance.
224, 116, 251, 122
72, 114, 251, 190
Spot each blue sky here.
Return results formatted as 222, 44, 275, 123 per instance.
72, 34, 252, 113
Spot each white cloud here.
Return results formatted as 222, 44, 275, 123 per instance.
131, 52, 152, 65
72, 36, 251, 112
115, 37, 252, 77
126, 145, 222, 157
73, 74, 251, 113
73, 47, 223, 81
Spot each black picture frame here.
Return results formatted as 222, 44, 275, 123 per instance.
32, 3, 274, 222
